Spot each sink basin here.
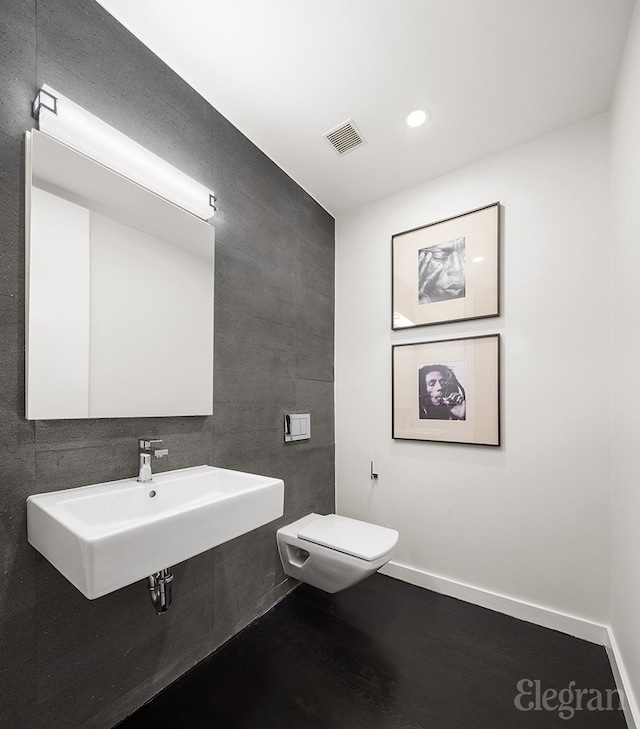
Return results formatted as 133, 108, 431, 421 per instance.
27, 465, 284, 599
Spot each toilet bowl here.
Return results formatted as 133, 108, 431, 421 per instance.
277, 513, 399, 593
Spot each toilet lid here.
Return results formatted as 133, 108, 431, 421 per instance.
297, 515, 399, 561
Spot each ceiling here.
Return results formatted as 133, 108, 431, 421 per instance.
94, 0, 634, 217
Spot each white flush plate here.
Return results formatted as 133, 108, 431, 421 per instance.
284, 413, 310, 442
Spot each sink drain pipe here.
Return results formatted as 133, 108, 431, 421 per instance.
148, 568, 173, 614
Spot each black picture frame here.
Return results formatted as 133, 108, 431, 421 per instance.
392, 202, 500, 330
392, 334, 500, 446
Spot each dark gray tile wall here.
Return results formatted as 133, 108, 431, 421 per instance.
0, 1, 335, 727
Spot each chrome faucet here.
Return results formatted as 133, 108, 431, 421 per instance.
137, 438, 169, 483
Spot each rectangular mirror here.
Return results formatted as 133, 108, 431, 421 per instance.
25, 130, 214, 419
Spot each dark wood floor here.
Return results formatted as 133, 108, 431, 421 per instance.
116, 574, 627, 729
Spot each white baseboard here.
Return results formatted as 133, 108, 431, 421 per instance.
378, 561, 639, 726
379, 561, 608, 644
604, 628, 639, 729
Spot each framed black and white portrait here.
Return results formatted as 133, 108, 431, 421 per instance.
392, 334, 500, 446
392, 203, 500, 329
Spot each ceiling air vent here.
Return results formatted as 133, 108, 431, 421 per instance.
323, 119, 366, 156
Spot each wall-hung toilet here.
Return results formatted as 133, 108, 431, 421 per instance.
277, 513, 399, 593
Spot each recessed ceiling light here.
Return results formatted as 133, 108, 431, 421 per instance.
406, 108, 430, 128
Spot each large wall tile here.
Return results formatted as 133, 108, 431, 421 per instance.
210, 120, 300, 225
296, 251, 334, 301
0, 420, 35, 505
294, 186, 334, 237
0, 131, 29, 420
0, 504, 37, 608
212, 523, 294, 648
214, 307, 297, 360
34, 415, 210, 452
0, 0, 36, 140
0, 655, 40, 729
295, 379, 335, 447
296, 285, 335, 340
296, 329, 334, 382
215, 244, 298, 331
212, 401, 293, 436
212, 429, 297, 477
213, 369, 298, 405
293, 444, 336, 516
34, 443, 140, 492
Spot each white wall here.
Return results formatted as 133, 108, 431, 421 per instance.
610, 0, 640, 714
335, 115, 612, 624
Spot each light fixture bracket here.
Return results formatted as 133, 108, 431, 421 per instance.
32, 88, 58, 120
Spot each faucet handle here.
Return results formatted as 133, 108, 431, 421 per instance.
138, 438, 168, 457
139, 438, 159, 450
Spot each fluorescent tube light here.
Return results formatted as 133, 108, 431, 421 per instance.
32, 85, 216, 220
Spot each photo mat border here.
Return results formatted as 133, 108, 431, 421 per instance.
392, 333, 501, 446
391, 202, 500, 330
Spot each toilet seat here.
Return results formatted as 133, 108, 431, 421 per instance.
297, 514, 398, 561
278, 513, 399, 593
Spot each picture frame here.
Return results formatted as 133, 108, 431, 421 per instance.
392, 202, 500, 329
392, 334, 500, 446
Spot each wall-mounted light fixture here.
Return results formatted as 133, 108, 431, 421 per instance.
32, 85, 216, 220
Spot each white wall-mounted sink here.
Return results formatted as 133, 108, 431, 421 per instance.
27, 465, 284, 599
